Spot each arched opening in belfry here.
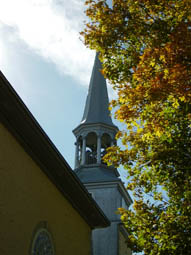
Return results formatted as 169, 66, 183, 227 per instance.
77, 136, 82, 165
86, 132, 97, 164
101, 133, 112, 164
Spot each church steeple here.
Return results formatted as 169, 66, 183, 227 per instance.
73, 52, 132, 255
81, 52, 115, 127
73, 52, 118, 178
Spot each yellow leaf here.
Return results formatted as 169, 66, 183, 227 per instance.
179, 96, 185, 102
164, 69, 169, 79
156, 130, 162, 137
160, 55, 166, 63
172, 101, 179, 109
150, 59, 155, 67
164, 69, 169, 75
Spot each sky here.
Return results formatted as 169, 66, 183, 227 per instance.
0, 0, 128, 182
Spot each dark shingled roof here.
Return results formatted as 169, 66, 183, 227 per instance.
75, 165, 120, 183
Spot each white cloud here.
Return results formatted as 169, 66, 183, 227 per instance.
0, 0, 95, 85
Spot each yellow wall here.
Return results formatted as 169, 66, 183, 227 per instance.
0, 123, 91, 255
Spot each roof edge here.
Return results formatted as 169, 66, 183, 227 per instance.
73, 122, 118, 136
0, 71, 110, 229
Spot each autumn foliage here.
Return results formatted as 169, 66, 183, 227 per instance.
81, 0, 191, 254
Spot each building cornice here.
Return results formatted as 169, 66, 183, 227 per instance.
73, 122, 118, 137
85, 180, 133, 206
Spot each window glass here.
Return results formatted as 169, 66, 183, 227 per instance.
32, 229, 54, 255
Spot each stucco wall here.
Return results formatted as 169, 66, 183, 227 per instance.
88, 185, 122, 221
87, 183, 121, 255
0, 123, 91, 255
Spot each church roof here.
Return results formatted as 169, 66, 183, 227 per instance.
0, 71, 110, 229
81, 53, 115, 127
75, 165, 120, 183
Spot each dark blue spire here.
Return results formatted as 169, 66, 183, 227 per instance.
81, 53, 115, 127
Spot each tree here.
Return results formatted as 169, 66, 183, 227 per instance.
81, 1, 191, 254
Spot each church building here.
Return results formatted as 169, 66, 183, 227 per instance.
73, 53, 132, 255
0, 51, 133, 255
0, 70, 109, 255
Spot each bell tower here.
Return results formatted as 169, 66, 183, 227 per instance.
73, 53, 132, 255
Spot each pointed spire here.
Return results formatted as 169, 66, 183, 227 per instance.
81, 52, 115, 127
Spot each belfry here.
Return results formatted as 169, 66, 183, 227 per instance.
73, 53, 132, 255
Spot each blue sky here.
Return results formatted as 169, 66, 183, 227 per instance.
0, 0, 128, 181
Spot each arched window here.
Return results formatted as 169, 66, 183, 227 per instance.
86, 132, 97, 164
101, 133, 112, 164
31, 228, 55, 255
77, 136, 83, 165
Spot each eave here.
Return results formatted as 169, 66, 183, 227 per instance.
0, 71, 110, 229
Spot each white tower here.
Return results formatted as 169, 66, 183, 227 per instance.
73, 53, 132, 255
